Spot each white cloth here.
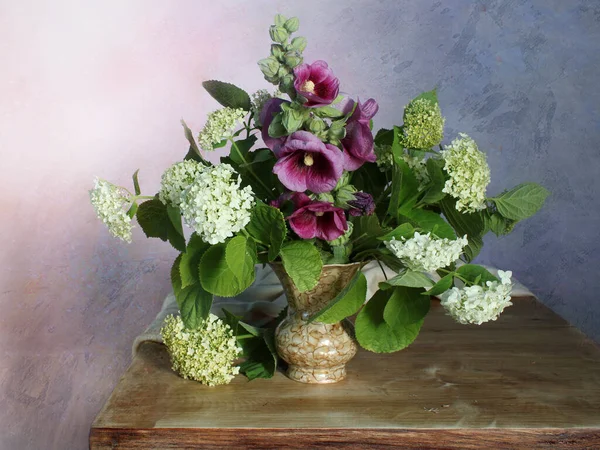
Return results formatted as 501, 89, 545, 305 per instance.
132, 262, 534, 356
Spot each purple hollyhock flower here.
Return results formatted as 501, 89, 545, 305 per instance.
340, 98, 379, 171
293, 60, 340, 107
273, 131, 343, 193
260, 98, 289, 156
348, 192, 376, 216
288, 200, 348, 241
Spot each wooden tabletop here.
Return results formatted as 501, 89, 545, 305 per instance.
90, 297, 600, 449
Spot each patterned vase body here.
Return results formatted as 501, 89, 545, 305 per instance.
270, 263, 360, 384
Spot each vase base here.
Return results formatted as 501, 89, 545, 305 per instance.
287, 365, 347, 384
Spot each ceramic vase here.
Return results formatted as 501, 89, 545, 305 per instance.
270, 263, 360, 384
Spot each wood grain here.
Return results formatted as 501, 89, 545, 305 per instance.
90, 297, 600, 449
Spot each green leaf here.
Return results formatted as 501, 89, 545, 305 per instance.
388, 143, 420, 217
228, 135, 257, 166
267, 113, 287, 138
350, 215, 387, 254
456, 264, 498, 285
439, 197, 486, 261
202, 80, 251, 111
308, 271, 367, 324
401, 208, 456, 240
355, 290, 423, 353
488, 212, 518, 236
166, 205, 184, 237
379, 223, 415, 242
313, 105, 344, 118
181, 119, 207, 164
176, 283, 213, 329
126, 202, 138, 219
132, 169, 141, 195
199, 242, 255, 297
279, 241, 323, 292
374, 128, 394, 146
423, 273, 453, 296
379, 270, 433, 290
171, 254, 183, 297
222, 309, 277, 380
136, 199, 185, 251
136, 199, 169, 240
179, 234, 209, 289
491, 183, 549, 221
420, 158, 446, 205
225, 235, 256, 281
245, 204, 287, 261
383, 286, 430, 327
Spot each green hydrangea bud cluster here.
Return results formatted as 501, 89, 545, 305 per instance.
161, 314, 242, 386
402, 98, 445, 149
374, 144, 394, 170
258, 14, 306, 96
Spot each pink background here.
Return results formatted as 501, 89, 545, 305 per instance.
1, 1, 598, 449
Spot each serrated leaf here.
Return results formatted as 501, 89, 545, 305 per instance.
421, 158, 446, 205
383, 286, 430, 327
279, 241, 323, 292
374, 128, 394, 146
308, 271, 367, 324
491, 183, 549, 221
389, 143, 420, 217
355, 290, 423, 353
245, 204, 287, 261
136, 199, 169, 240
132, 169, 141, 195
401, 208, 456, 240
423, 273, 453, 296
351, 215, 387, 254
171, 254, 183, 297
439, 197, 486, 261
176, 283, 212, 329
222, 309, 277, 380
379, 270, 433, 290
379, 223, 415, 242
181, 119, 206, 164
225, 235, 255, 282
202, 80, 251, 111
456, 264, 498, 285
199, 242, 255, 297
179, 234, 209, 289
166, 205, 184, 237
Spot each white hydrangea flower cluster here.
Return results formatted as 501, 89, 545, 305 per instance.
197, 107, 246, 151
251, 89, 272, 126
441, 133, 491, 213
180, 164, 254, 244
158, 160, 204, 207
161, 314, 241, 386
403, 98, 445, 149
440, 270, 513, 325
385, 232, 468, 272
89, 178, 133, 243
402, 154, 430, 184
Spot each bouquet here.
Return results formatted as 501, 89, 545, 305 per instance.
90, 15, 548, 385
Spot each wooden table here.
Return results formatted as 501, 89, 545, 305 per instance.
90, 297, 600, 449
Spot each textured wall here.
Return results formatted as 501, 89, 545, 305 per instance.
0, 1, 598, 449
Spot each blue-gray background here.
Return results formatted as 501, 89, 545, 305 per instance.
1, 1, 598, 449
